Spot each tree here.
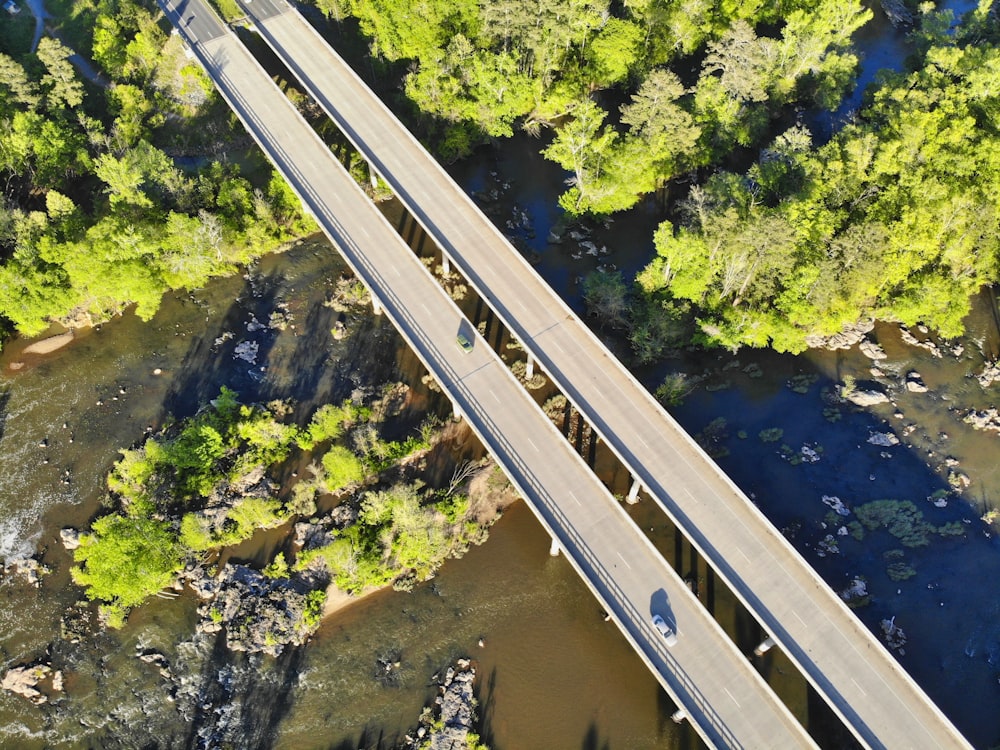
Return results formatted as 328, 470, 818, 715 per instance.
72, 512, 184, 627
36, 37, 85, 111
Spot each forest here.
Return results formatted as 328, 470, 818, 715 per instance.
1, 0, 998, 354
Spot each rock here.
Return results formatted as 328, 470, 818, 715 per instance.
964, 408, 1000, 432
805, 319, 874, 350
816, 534, 839, 557
976, 361, 1000, 389
1, 663, 53, 704
905, 372, 928, 393
840, 577, 870, 608
822, 495, 850, 516
196, 564, 327, 656
3, 557, 48, 586
402, 659, 479, 750
899, 326, 942, 357
859, 340, 887, 360
881, 616, 907, 652
233, 340, 259, 364
60, 527, 81, 550
845, 388, 890, 407
867, 431, 900, 447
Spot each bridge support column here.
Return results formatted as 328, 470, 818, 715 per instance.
525, 354, 534, 380
371, 294, 382, 315
670, 709, 687, 724
366, 160, 379, 189
549, 537, 560, 557
754, 636, 776, 656
441, 253, 450, 275
626, 477, 642, 504
451, 400, 462, 422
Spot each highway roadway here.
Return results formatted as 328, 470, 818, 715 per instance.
155, 0, 818, 746
233, 4, 973, 748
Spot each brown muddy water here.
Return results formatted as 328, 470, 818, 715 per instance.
3, 4, 1000, 745
0, 239, 700, 749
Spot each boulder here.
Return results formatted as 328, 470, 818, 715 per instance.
964, 408, 1000, 432
976, 361, 1000, 389
867, 431, 900, 447
905, 371, 928, 393
3, 558, 48, 586
805, 319, 875, 350
60, 527, 81, 551
858, 340, 887, 360
1, 663, 53, 704
822, 495, 850, 516
845, 389, 890, 407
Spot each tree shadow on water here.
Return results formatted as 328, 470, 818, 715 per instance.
163, 278, 283, 420
581, 722, 610, 750
183, 630, 308, 750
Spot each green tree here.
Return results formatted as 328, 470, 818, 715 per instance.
72, 513, 184, 627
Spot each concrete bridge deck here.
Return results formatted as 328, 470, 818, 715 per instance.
157, 0, 819, 746
230, 3, 973, 748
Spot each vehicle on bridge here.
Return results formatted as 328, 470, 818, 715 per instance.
652, 614, 678, 647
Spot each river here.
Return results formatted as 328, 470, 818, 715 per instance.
2, 1, 999, 748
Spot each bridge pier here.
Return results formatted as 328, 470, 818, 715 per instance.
371, 294, 382, 315
525, 353, 534, 380
670, 709, 687, 724
441, 253, 450, 275
549, 537, 560, 557
366, 159, 379, 189
754, 636, 776, 656
626, 477, 642, 504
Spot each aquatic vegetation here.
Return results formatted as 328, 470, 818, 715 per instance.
854, 499, 962, 548
758, 427, 784, 443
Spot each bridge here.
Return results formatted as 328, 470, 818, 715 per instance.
158, 1, 972, 747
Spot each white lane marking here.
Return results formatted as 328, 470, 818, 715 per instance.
490, 390, 501, 404
792, 612, 808, 628
615, 551, 631, 569
420, 303, 430, 315
568, 490, 581, 506
735, 547, 751, 564
526, 437, 539, 452
851, 678, 867, 696
723, 688, 741, 708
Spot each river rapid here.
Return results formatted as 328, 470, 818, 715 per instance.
3, 3, 1000, 749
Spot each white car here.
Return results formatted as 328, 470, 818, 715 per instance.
652, 614, 678, 647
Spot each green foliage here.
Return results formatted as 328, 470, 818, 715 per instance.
321, 445, 366, 493
71, 512, 184, 627
638, 32, 1000, 352
582, 271, 629, 329
298, 401, 358, 449
298, 589, 326, 630
0, 3, 311, 342
263, 552, 290, 579
299, 483, 484, 594
655, 372, 693, 406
